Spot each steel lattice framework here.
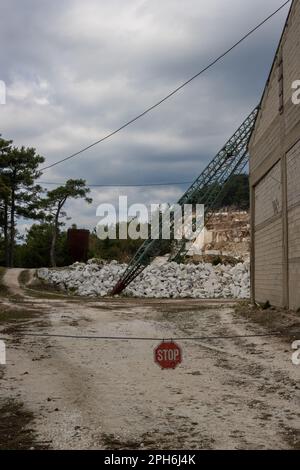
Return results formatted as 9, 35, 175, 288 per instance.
111, 107, 258, 295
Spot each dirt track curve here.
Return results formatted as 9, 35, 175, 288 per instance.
0, 268, 299, 449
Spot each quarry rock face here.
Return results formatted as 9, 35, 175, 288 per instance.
189, 210, 250, 260
37, 260, 250, 299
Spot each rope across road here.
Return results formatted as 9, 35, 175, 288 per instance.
1, 330, 300, 342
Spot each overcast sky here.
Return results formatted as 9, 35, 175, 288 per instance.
0, 0, 290, 233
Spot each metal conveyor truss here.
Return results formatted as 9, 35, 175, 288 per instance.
111, 107, 258, 295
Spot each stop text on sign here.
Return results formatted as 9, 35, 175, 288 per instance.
154, 341, 182, 369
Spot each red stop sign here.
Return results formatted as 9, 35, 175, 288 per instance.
154, 341, 182, 369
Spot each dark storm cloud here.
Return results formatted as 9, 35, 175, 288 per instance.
0, 0, 290, 232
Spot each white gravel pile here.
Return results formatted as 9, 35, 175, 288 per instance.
37, 260, 250, 299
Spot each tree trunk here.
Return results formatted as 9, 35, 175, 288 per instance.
50, 211, 59, 267
8, 186, 15, 267
4, 201, 9, 267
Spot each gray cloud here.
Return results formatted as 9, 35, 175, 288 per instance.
0, 0, 290, 234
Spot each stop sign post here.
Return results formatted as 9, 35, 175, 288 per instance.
154, 341, 182, 369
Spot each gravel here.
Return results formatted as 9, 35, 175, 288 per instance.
37, 260, 250, 299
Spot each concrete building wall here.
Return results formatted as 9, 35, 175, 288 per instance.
254, 162, 282, 227
254, 162, 283, 305
249, 0, 300, 309
287, 139, 300, 309
254, 217, 283, 306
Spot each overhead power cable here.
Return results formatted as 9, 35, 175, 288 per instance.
40, 0, 291, 172
38, 180, 194, 188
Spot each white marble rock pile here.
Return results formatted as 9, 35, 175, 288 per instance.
37, 260, 250, 299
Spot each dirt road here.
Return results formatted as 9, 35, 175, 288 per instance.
0, 269, 299, 449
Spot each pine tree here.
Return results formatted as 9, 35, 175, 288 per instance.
0, 143, 44, 266
42, 179, 92, 267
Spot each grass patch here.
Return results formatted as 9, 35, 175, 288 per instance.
0, 304, 41, 337
0, 398, 50, 449
0, 306, 39, 337
282, 425, 300, 450
0, 266, 5, 280
26, 277, 84, 301
0, 305, 49, 342
18, 270, 30, 286
0, 306, 37, 324
25, 285, 66, 299
0, 267, 8, 296
25, 286, 84, 302
25, 278, 101, 303
235, 303, 300, 343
